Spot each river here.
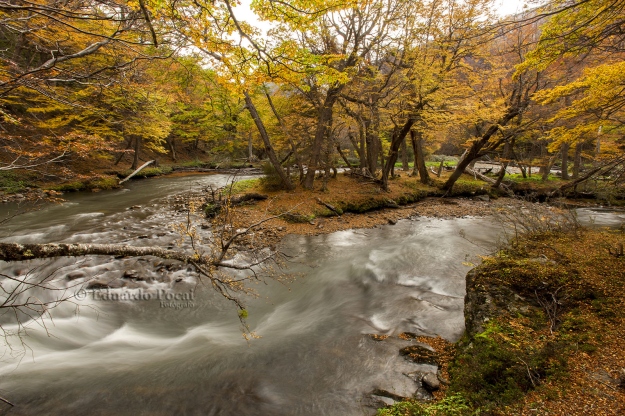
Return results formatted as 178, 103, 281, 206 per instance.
0, 174, 622, 415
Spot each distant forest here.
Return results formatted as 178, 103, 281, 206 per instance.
1, 0, 624, 191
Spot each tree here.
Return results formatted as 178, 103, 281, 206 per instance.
0, 0, 177, 174
0, 0, 164, 98
250, 0, 409, 189
376, 0, 495, 190
518, 0, 625, 176
442, 7, 547, 192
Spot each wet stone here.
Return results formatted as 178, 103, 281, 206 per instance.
66, 271, 85, 281
421, 373, 440, 391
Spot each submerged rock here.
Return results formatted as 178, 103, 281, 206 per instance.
66, 271, 85, 281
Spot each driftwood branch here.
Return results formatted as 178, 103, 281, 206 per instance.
0, 243, 237, 270
119, 160, 155, 184
0, 395, 15, 407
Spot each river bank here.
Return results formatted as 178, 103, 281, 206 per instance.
179, 173, 604, 253
378, 221, 625, 415
168, 174, 625, 414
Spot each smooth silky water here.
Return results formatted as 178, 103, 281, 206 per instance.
0, 174, 620, 415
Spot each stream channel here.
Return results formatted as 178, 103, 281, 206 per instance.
0, 173, 623, 415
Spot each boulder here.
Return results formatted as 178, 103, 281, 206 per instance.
421, 373, 440, 391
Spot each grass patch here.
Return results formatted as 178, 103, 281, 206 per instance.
506, 173, 561, 182
282, 212, 316, 223
178, 159, 209, 168
136, 166, 173, 177
120, 166, 173, 179
228, 178, 260, 194
51, 181, 87, 192
377, 394, 472, 416
443, 178, 489, 196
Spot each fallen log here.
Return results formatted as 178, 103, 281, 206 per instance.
119, 160, 155, 184
549, 155, 625, 197
315, 197, 342, 216
232, 193, 268, 204
204, 193, 268, 218
465, 167, 514, 197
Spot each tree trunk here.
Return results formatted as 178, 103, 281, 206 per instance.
443, 106, 520, 192
264, 90, 305, 181
244, 91, 294, 190
358, 125, 367, 172
365, 121, 379, 175
436, 160, 444, 177
0, 242, 265, 272
131, 136, 141, 170
321, 134, 335, 192
345, 129, 363, 170
573, 142, 582, 179
411, 135, 419, 176
115, 136, 133, 166
167, 136, 177, 162
541, 154, 557, 181
337, 143, 353, 170
304, 88, 340, 190
400, 137, 409, 171
513, 150, 527, 178
493, 140, 512, 189
380, 118, 415, 190
248, 133, 254, 162
411, 130, 430, 184
561, 142, 570, 180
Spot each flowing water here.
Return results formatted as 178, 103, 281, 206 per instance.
0, 175, 621, 415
